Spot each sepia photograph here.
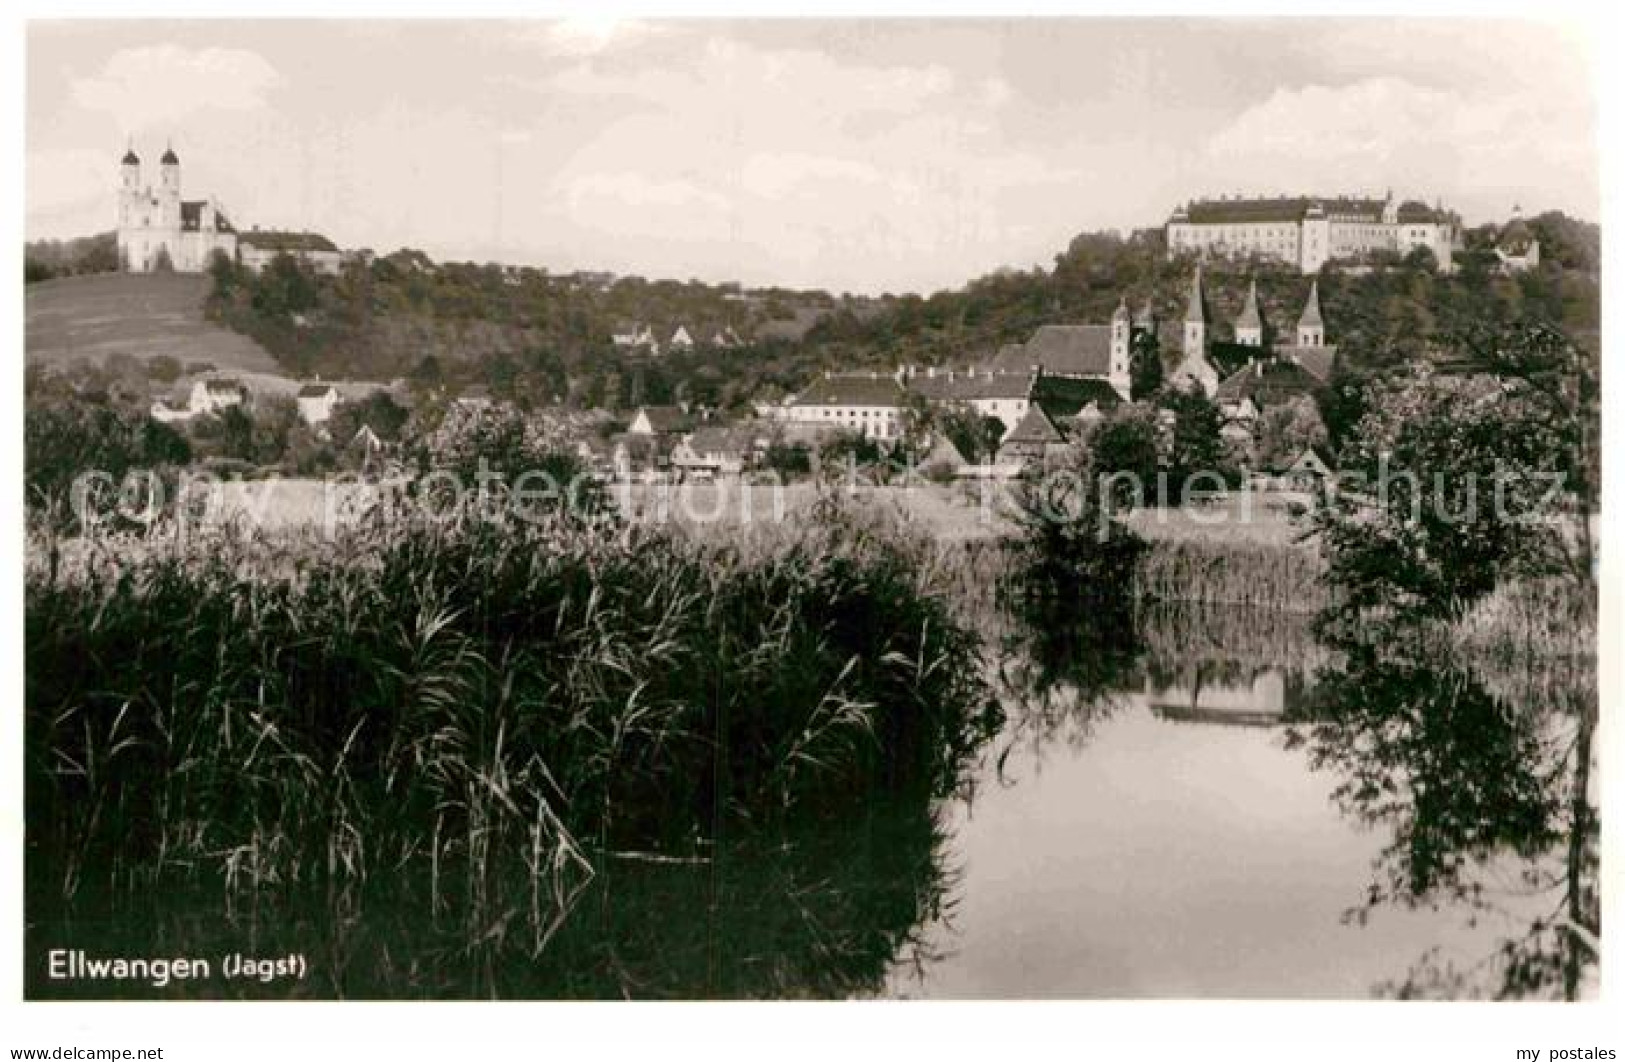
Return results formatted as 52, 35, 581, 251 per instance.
13, 9, 1606, 1025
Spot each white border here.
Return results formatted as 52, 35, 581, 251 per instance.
3, 2, 1618, 1058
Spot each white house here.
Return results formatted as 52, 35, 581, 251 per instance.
297, 383, 341, 426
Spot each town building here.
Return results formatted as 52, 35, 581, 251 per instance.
1165, 193, 1459, 274
781, 373, 906, 441
296, 383, 342, 426
1495, 206, 1542, 273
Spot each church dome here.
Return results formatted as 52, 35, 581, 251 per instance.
161, 146, 180, 165
121, 148, 140, 166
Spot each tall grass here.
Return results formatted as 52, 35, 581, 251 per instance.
1133, 537, 1329, 613
26, 499, 998, 996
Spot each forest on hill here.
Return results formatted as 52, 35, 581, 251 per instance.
33, 209, 1597, 419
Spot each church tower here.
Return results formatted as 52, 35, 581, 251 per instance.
1235, 279, 1264, 346
1183, 263, 1208, 359
1296, 281, 1325, 347
118, 145, 140, 227
158, 143, 182, 230
1109, 297, 1132, 398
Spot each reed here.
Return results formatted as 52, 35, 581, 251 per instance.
1133, 537, 1329, 613
25, 498, 999, 972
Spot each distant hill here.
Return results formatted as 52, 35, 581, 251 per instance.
26, 273, 281, 374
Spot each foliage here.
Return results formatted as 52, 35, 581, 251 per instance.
1154, 386, 1234, 490
23, 232, 119, 282
1253, 394, 1329, 471
1312, 324, 1595, 622
1084, 405, 1161, 506
25, 502, 999, 996
761, 440, 812, 483
24, 393, 191, 533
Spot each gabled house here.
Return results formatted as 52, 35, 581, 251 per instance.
1255, 444, 1336, 492
296, 383, 341, 426
612, 322, 660, 354
628, 405, 696, 438
668, 325, 695, 351
671, 425, 753, 478
191, 378, 247, 415
783, 373, 907, 441
996, 404, 1067, 467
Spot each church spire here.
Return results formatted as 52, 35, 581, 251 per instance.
1184, 262, 1208, 325
1296, 281, 1325, 347
1235, 278, 1264, 346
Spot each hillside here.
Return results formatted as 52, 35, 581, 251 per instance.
26, 273, 280, 374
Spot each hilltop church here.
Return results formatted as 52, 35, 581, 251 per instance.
116, 143, 342, 274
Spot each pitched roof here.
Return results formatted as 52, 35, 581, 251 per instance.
180, 201, 235, 234
201, 379, 246, 395
1298, 281, 1324, 330
121, 148, 140, 166
1279, 344, 1339, 384
1216, 359, 1323, 408
907, 369, 1034, 403
160, 146, 180, 166
1177, 195, 1388, 226
297, 383, 338, 398
1003, 404, 1064, 446
239, 230, 340, 254
635, 405, 696, 432
1002, 325, 1114, 378
1236, 280, 1262, 329
791, 374, 906, 408
687, 424, 751, 456
1031, 376, 1124, 419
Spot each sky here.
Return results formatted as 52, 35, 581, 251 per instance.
26, 18, 1599, 294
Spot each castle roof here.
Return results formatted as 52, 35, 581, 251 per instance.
1298, 281, 1324, 330
1175, 195, 1389, 226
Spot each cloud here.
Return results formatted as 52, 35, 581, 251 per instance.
1199, 76, 1597, 215
563, 172, 730, 214
70, 45, 281, 131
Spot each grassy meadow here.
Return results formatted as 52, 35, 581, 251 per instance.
25, 273, 280, 372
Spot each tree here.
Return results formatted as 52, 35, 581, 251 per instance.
1155, 387, 1231, 490
25, 394, 191, 532
1312, 347, 1584, 621
1085, 405, 1161, 509
329, 391, 410, 447
1130, 330, 1164, 401
1254, 395, 1329, 471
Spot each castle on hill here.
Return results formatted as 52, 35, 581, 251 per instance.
1165, 192, 1460, 274
116, 143, 342, 275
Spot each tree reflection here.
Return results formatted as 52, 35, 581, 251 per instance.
1286, 629, 1599, 999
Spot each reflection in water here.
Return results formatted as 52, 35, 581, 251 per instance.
940, 588, 1598, 999
1286, 632, 1599, 1000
